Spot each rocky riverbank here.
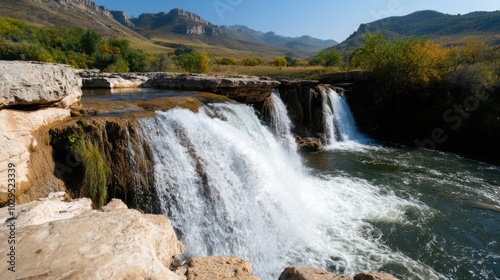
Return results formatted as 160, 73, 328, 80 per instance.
0, 193, 399, 279
0, 61, 401, 279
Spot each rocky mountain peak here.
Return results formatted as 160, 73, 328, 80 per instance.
32, 0, 113, 18
169, 8, 209, 25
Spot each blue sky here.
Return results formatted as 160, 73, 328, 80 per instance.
94, 0, 499, 42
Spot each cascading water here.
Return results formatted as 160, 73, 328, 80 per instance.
322, 88, 370, 148
139, 102, 442, 279
262, 91, 297, 151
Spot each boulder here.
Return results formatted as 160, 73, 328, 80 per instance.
0, 61, 82, 109
0, 195, 185, 280
0, 108, 70, 205
181, 256, 260, 280
353, 272, 399, 280
279, 267, 353, 280
296, 136, 325, 152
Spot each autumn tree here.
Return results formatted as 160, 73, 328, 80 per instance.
270, 56, 287, 67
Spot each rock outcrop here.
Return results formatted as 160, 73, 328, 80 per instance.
78, 70, 150, 88
353, 272, 399, 280
177, 256, 259, 280
147, 73, 280, 103
0, 194, 184, 279
0, 108, 70, 205
279, 267, 353, 280
0, 61, 82, 109
279, 267, 399, 280
78, 71, 281, 103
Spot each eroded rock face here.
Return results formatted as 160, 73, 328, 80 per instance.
180, 256, 260, 280
0, 195, 185, 280
0, 61, 82, 109
0, 108, 70, 205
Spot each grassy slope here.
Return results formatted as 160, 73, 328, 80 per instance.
335, 10, 500, 53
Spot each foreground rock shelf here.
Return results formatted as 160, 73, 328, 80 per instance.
0, 194, 399, 280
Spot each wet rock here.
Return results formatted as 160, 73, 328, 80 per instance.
183, 256, 260, 280
0, 61, 82, 109
279, 267, 353, 280
353, 272, 399, 280
296, 136, 325, 152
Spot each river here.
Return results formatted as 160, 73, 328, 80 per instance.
96, 88, 499, 279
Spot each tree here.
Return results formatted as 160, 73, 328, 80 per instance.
350, 33, 451, 91
309, 49, 343, 67
270, 56, 287, 67
80, 29, 102, 55
149, 53, 173, 72
285, 56, 299, 67
179, 52, 211, 73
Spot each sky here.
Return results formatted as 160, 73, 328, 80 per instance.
93, 0, 500, 42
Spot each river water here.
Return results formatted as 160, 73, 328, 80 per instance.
135, 89, 500, 280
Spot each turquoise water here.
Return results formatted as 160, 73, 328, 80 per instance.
304, 144, 500, 279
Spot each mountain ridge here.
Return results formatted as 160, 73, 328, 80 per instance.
335, 10, 500, 53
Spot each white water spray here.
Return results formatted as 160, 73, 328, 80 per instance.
140, 103, 440, 279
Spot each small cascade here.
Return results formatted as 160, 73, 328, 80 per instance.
262, 90, 297, 151
322, 88, 369, 147
139, 103, 436, 279
321, 88, 336, 144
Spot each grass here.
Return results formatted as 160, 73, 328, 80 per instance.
211, 65, 343, 79
74, 138, 110, 209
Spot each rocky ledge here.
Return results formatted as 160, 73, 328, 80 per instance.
78, 70, 280, 103
0, 61, 82, 109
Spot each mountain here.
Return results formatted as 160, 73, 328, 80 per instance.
0, 0, 336, 59
117, 9, 337, 58
0, 0, 140, 37
335, 10, 500, 53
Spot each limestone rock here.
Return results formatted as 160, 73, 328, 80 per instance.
0, 108, 70, 205
0, 197, 185, 280
0, 61, 82, 109
78, 71, 281, 103
279, 267, 353, 280
353, 272, 399, 280
79, 71, 150, 88
183, 256, 260, 280
148, 73, 280, 103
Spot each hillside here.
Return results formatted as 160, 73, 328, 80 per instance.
120, 9, 337, 59
0, 0, 336, 59
335, 10, 500, 53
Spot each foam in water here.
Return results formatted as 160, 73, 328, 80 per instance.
140, 103, 441, 279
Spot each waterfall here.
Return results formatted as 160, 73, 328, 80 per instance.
323, 88, 369, 148
139, 103, 439, 279
263, 90, 297, 151
321, 89, 336, 144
